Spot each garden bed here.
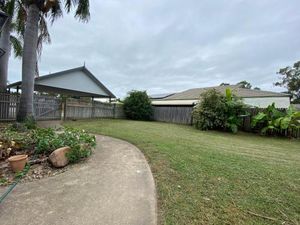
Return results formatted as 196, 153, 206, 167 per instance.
0, 123, 96, 186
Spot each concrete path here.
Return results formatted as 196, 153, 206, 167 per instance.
0, 135, 157, 225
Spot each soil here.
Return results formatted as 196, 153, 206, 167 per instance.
0, 156, 68, 186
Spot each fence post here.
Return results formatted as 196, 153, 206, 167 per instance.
61, 97, 67, 121
113, 103, 116, 118
91, 97, 95, 118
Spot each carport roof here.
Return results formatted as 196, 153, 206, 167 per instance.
8, 66, 116, 98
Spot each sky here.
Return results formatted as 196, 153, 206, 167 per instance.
8, 0, 300, 98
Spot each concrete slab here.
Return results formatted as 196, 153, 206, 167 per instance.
0, 135, 157, 225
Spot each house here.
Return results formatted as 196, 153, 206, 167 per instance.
151, 85, 291, 108
8, 66, 116, 100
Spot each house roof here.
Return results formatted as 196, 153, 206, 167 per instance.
164, 85, 290, 100
149, 93, 175, 99
8, 66, 116, 98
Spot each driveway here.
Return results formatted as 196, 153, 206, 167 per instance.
0, 135, 157, 225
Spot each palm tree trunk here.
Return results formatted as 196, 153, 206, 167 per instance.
17, 4, 39, 122
0, 17, 12, 93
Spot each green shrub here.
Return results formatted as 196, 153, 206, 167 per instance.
192, 88, 248, 133
123, 90, 153, 120
32, 128, 96, 162
193, 89, 226, 130
24, 116, 37, 130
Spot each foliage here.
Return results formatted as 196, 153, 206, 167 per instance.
32, 127, 96, 162
224, 89, 248, 133
193, 88, 247, 133
60, 128, 96, 163
123, 90, 153, 121
24, 116, 37, 129
275, 60, 300, 100
252, 103, 300, 134
237, 80, 252, 89
193, 89, 227, 130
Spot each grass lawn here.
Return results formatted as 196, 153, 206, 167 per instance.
65, 119, 300, 225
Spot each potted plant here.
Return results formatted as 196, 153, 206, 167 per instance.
8, 154, 28, 172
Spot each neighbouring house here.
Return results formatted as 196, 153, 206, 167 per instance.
151, 85, 291, 108
150, 85, 291, 125
8, 66, 116, 100
149, 93, 175, 100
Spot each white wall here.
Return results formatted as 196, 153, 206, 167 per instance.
37, 70, 107, 96
243, 97, 290, 108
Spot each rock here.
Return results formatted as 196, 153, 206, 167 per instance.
48, 147, 71, 168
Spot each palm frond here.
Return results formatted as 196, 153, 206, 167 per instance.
37, 14, 51, 58
3, 0, 16, 16
15, 0, 26, 36
48, 0, 63, 23
10, 34, 23, 58
64, 0, 75, 12
74, 0, 90, 22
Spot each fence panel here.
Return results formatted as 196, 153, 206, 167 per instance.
34, 95, 62, 120
0, 93, 19, 121
153, 106, 193, 124
65, 99, 124, 119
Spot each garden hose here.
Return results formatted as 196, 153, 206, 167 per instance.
0, 164, 30, 204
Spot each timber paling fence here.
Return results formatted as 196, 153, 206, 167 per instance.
0, 93, 124, 121
152, 105, 300, 138
152, 106, 193, 124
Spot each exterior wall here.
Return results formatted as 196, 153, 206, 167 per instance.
242, 97, 290, 108
152, 97, 290, 108
152, 99, 198, 106
36, 70, 107, 96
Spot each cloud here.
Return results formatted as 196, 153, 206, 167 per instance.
8, 0, 300, 97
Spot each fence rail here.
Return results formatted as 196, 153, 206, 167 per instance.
0, 93, 124, 121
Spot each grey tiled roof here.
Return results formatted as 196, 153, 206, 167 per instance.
165, 85, 290, 100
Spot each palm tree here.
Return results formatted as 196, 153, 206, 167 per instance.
17, 0, 90, 121
0, 0, 24, 93
0, 0, 50, 93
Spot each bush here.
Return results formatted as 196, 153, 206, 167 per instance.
192, 88, 247, 133
32, 128, 96, 162
193, 89, 226, 130
123, 90, 153, 120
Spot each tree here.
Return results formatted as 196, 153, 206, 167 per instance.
236, 80, 252, 89
123, 90, 153, 121
275, 61, 300, 100
0, 0, 24, 93
219, 83, 230, 86
0, 0, 50, 93
17, 0, 90, 121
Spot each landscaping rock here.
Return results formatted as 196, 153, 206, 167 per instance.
48, 147, 71, 168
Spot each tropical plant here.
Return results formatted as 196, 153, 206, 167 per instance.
0, 0, 51, 93
224, 88, 248, 133
123, 90, 153, 120
17, 0, 90, 122
251, 103, 300, 135
0, 0, 24, 92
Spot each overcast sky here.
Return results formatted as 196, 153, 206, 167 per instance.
8, 0, 300, 98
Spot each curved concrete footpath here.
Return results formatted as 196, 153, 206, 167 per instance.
0, 135, 157, 225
